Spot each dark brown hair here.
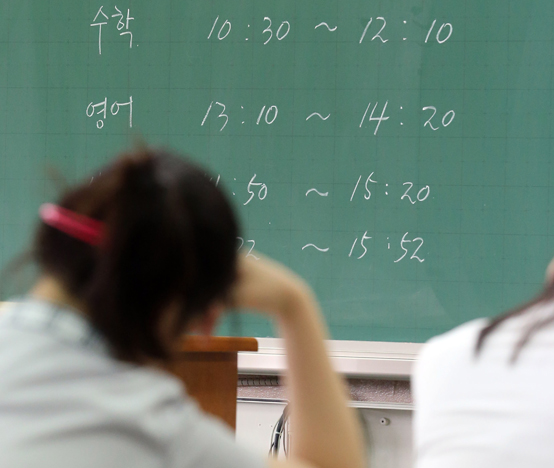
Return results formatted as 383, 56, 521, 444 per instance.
35, 147, 239, 363
476, 281, 554, 362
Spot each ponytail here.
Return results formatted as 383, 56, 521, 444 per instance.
35, 148, 239, 362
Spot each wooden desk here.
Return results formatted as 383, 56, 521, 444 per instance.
167, 336, 258, 430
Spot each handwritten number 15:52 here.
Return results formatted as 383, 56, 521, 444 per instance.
349, 232, 425, 262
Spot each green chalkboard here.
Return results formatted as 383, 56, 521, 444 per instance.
1, 0, 553, 342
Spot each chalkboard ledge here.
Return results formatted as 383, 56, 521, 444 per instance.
238, 338, 422, 379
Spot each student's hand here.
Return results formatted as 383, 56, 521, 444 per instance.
231, 253, 313, 319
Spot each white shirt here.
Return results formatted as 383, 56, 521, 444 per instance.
0, 299, 265, 468
413, 302, 554, 468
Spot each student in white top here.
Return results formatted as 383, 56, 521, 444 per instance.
0, 148, 365, 468
413, 262, 554, 468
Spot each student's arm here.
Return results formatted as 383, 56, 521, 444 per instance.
233, 256, 366, 468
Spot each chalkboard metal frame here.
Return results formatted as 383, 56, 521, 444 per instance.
238, 339, 422, 379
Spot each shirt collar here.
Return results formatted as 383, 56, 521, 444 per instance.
0, 297, 109, 355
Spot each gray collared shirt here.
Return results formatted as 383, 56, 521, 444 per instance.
0, 299, 264, 468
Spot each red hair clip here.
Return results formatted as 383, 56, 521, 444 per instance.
39, 203, 104, 246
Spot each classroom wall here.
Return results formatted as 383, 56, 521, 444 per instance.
236, 400, 414, 468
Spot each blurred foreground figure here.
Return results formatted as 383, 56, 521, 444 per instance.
0, 147, 365, 468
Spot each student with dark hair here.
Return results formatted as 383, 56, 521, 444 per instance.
0, 148, 365, 468
413, 264, 554, 467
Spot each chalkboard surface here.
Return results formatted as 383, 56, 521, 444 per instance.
1, 0, 553, 342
